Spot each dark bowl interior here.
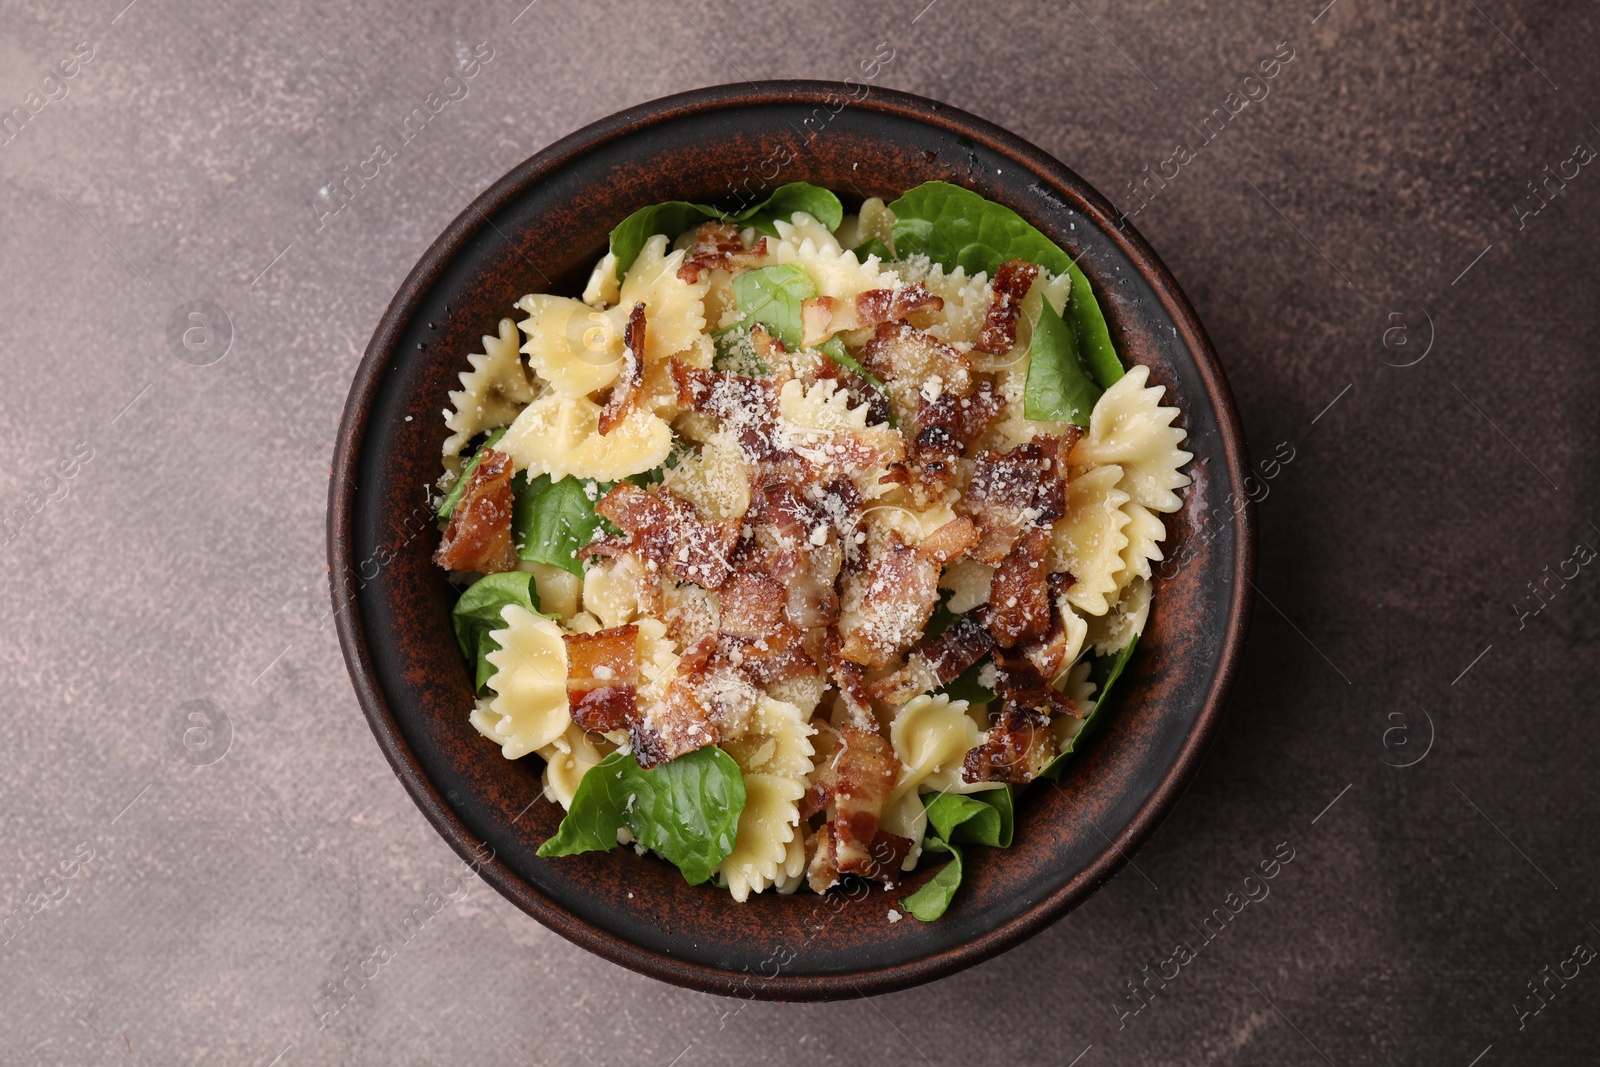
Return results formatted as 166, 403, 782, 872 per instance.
328, 81, 1254, 1000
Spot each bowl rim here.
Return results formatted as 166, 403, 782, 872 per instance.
328, 79, 1255, 1000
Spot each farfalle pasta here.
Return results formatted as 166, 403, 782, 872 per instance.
431, 181, 1191, 918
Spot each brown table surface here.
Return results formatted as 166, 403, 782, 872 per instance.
2, 0, 1597, 1063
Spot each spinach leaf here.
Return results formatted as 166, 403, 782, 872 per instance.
537, 747, 747, 885
1040, 635, 1140, 781
610, 183, 843, 278
901, 787, 1015, 920
730, 264, 814, 349
437, 427, 507, 520
512, 473, 612, 577
887, 180, 1123, 387
900, 838, 962, 921
735, 181, 843, 235
609, 201, 721, 278
925, 786, 1014, 848
852, 236, 893, 261
819, 336, 884, 390
451, 571, 542, 695
1023, 296, 1101, 427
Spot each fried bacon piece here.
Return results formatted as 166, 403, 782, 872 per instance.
837, 531, 942, 668
803, 825, 911, 891
892, 378, 1009, 509
670, 359, 777, 422
563, 625, 638, 731
862, 321, 973, 399
594, 483, 740, 590
598, 302, 646, 435
630, 635, 718, 767
837, 517, 976, 668
718, 572, 786, 636
816, 727, 902, 880
722, 634, 818, 683
976, 259, 1041, 355
799, 284, 944, 347
676, 222, 768, 282
826, 628, 877, 730
960, 701, 1055, 784
992, 646, 1080, 720
987, 527, 1052, 648
867, 612, 995, 705
963, 438, 1069, 564
434, 448, 518, 573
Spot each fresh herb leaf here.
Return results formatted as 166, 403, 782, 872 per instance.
1023, 296, 1101, 427
819, 336, 885, 390
1040, 635, 1140, 781
900, 837, 962, 921
887, 180, 1123, 387
609, 201, 722, 278
924, 786, 1014, 848
711, 323, 768, 375
451, 571, 542, 694
901, 786, 1016, 921
512, 473, 612, 577
537, 747, 747, 885
610, 183, 844, 279
852, 236, 893, 261
730, 264, 814, 349
437, 427, 508, 520
735, 181, 843, 235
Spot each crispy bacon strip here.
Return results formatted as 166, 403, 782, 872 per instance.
992, 646, 1081, 720
919, 515, 978, 564
718, 572, 787, 636
670, 359, 776, 424
722, 634, 818, 683
598, 302, 646, 435
825, 727, 901, 879
630, 635, 717, 767
564, 626, 638, 731
862, 321, 973, 399
837, 531, 943, 668
677, 222, 768, 282
434, 448, 518, 573
803, 824, 911, 891
987, 527, 1052, 648
800, 284, 944, 347
595, 483, 740, 590
963, 438, 1069, 564
960, 702, 1055, 784
867, 612, 995, 705
826, 628, 877, 730
976, 259, 1041, 355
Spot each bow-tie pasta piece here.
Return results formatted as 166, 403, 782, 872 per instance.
499, 391, 671, 483
475, 605, 570, 759
444, 318, 537, 456
1070, 364, 1192, 513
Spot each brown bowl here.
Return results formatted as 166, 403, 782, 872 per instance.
328, 81, 1254, 1000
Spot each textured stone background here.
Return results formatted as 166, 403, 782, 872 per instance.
2, 0, 1598, 1063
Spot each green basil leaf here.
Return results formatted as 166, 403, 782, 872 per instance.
711, 323, 769, 375
819, 336, 885, 391
1040, 635, 1140, 781
451, 572, 542, 695
735, 181, 843, 235
609, 201, 722, 278
923, 786, 1013, 848
852, 236, 893, 261
888, 180, 1123, 387
537, 747, 747, 886
900, 837, 962, 921
730, 264, 814, 349
437, 427, 508, 520
1023, 296, 1101, 427
512, 473, 612, 577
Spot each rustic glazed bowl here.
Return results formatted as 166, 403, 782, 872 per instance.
328, 81, 1254, 1000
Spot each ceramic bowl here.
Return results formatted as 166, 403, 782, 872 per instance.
328, 80, 1254, 1000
